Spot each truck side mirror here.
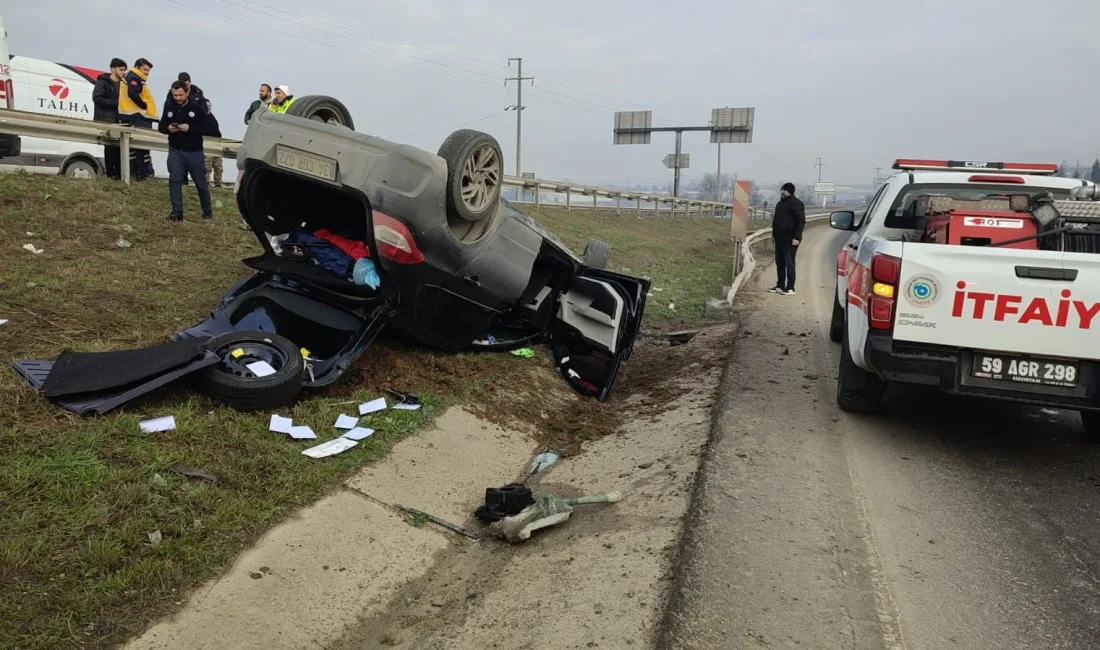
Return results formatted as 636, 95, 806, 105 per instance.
830, 210, 855, 231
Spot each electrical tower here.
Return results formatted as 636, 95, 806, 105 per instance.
505, 58, 534, 176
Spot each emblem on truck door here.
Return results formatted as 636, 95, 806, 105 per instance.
904, 274, 941, 308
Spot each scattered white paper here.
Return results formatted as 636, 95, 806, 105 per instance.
140, 416, 176, 433
269, 414, 294, 434
343, 427, 375, 441
247, 360, 277, 377
22, 243, 43, 255
393, 403, 421, 411
289, 425, 318, 440
358, 398, 387, 415
0, 319, 8, 326
334, 414, 359, 429
302, 437, 358, 458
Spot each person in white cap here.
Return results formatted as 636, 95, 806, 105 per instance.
269, 85, 296, 114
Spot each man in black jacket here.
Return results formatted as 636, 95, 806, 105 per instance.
245, 83, 273, 124
91, 58, 127, 180
159, 81, 222, 221
770, 182, 806, 295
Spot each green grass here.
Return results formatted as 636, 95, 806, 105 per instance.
0, 174, 738, 648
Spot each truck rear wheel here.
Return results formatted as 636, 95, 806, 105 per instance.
836, 330, 885, 413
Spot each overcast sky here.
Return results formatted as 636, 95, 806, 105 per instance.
4, 0, 1099, 189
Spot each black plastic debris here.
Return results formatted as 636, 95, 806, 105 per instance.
667, 330, 700, 347
386, 388, 421, 407
475, 483, 534, 523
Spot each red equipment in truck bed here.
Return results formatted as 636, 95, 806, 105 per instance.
925, 210, 1038, 249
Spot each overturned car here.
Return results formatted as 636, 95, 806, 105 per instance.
164, 96, 650, 410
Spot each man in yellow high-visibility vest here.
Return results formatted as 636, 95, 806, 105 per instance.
269, 85, 296, 114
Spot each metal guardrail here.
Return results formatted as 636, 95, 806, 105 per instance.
0, 108, 734, 212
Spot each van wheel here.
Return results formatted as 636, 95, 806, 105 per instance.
1081, 411, 1100, 441
64, 159, 98, 179
285, 95, 354, 129
439, 129, 502, 223
829, 289, 845, 343
197, 331, 304, 412
582, 239, 612, 269
836, 330, 885, 413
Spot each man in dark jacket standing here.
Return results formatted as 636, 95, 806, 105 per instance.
92, 58, 127, 180
769, 182, 806, 295
245, 83, 273, 124
159, 81, 222, 221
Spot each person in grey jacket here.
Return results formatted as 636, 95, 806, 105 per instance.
245, 83, 273, 124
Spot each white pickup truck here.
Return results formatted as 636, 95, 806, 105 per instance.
828, 159, 1100, 435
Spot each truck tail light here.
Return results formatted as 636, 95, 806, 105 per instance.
372, 210, 424, 264
868, 253, 900, 331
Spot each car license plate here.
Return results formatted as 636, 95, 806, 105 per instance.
972, 352, 1079, 388
275, 146, 337, 182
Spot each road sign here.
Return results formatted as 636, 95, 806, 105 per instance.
613, 111, 652, 145
814, 182, 836, 195
662, 153, 690, 169
710, 107, 755, 144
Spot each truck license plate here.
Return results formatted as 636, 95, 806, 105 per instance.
276, 146, 337, 182
972, 352, 1078, 388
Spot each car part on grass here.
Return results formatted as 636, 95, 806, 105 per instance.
41, 338, 212, 397
582, 238, 612, 270
386, 388, 421, 409
438, 129, 503, 223
196, 331, 305, 412
528, 452, 560, 475
284, 94, 355, 129
475, 483, 535, 523
395, 504, 482, 540
489, 491, 622, 543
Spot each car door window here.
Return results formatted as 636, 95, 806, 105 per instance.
855, 184, 888, 231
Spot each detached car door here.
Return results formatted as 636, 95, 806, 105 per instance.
550, 269, 650, 401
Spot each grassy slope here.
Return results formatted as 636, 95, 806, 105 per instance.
0, 174, 735, 648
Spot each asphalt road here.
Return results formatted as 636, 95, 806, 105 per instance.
661, 228, 1100, 649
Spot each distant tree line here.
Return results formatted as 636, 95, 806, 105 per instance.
1055, 159, 1100, 182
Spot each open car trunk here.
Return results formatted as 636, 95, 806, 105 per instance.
550, 269, 650, 401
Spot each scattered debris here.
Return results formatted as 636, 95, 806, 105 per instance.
343, 427, 375, 441
246, 360, 277, 377
668, 302, 676, 311
359, 397, 387, 415
172, 464, 218, 482
489, 492, 622, 543
116, 237, 132, 249
140, 416, 176, 433
667, 330, 700, 346
334, 414, 359, 430
511, 348, 535, 358
151, 473, 169, 488
22, 243, 44, 255
394, 504, 481, 540
529, 452, 560, 474
147, 530, 163, 547
0, 319, 7, 326
270, 414, 294, 434
302, 437, 358, 458
289, 425, 317, 440
476, 483, 534, 523
387, 388, 422, 410
704, 298, 732, 318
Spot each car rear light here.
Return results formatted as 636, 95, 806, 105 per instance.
868, 253, 901, 331
968, 174, 1025, 184
372, 210, 424, 264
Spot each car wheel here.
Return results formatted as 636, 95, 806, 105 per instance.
582, 239, 612, 269
829, 288, 845, 343
196, 331, 304, 412
285, 95, 355, 129
64, 159, 98, 179
836, 329, 885, 413
438, 129, 502, 223
1081, 411, 1100, 441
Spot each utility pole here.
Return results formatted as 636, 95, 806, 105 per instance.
815, 157, 827, 182
716, 142, 722, 202
505, 58, 534, 177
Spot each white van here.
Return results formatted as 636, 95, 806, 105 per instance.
0, 10, 20, 159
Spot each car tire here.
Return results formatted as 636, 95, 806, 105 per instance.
64, 159, 98, 179
582, 239, 612, 269
836, 329, 885, 413
829, 288, 845, 343
285, 95, 355, 129
196, 331, 304, 412
1081, 411, 1100, 441
438, 129, 502, 223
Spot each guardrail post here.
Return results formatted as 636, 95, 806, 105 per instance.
566, 189, 571, 212
592, 193, 597, 211
534, 186, 541, 209
616, 193, 622, 214
120, 131, 131, 186
636, 197, 642, 216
